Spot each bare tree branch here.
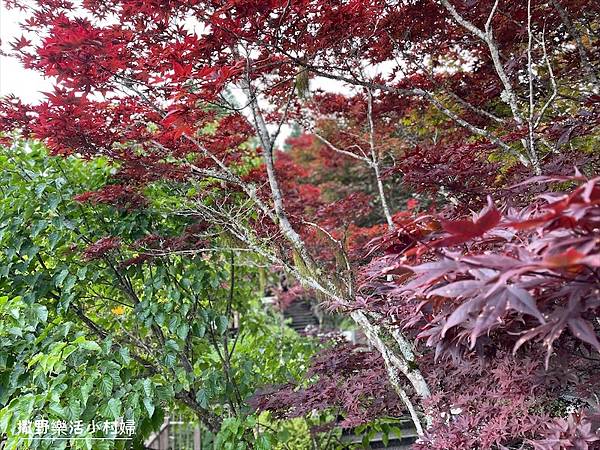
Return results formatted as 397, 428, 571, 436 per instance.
366, 87, 395, 229
550, 0, 599, 90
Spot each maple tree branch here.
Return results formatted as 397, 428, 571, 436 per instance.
281, 52, 527, 163
351, 310, 431, 427
389, 35, 505, 125
314, 133, 371, 163
191, 200, 346, 303
550, 0, 599, 90
439, 0, 486, 40
206, 14, 548, 173
438, 0, 547, 173
441, 87, 506, 124
302, 219, 354, 298
535, 29, 558, 130
439, 0, 524, 125
526, 0, 541, 175
366, 87, 395, 229
377, 342, 425, 436
423, 91, 529, 165
239, 56, 350, 303
485, 0, 501, 32
272, 84, 296, 145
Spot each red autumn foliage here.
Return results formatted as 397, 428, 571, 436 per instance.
360, 176, 600, 364
250, 342, 403, 430
257, 176, 600, 448
82, 236, 121, 261
74, 184, 147, 210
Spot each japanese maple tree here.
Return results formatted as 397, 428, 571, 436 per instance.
1, 0, 599, 447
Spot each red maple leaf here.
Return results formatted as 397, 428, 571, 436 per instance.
434, 202, 501, 247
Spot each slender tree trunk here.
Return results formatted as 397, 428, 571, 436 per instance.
372, 162, 395, 228
351, 310, 431, 433
366, 88, 396, 229
240, 63, 432, 430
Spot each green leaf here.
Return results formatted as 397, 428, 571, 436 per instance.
168, 315, 179, 333
8, 306, 20, 320
255, 434, 271, 450
55, 268, 69, 286
49, 403, 67, 419
99, 375, 113, 397
195, 389, 208, 409
165, 339, 179, 352
362, 433, 371, 449
0, 408, 11, 434
79, 340, 101, 352
390, 426, 403, 439
276, 430, 290, 442
192, 323, 206, 338
16, 393, 35, 420
101, 337, 113, 355
177, 323, 189, 340
7, 327, 22, 337
164, 353, 176, 368
76, 267, 88, 280
142, 379, 153, 397
47, 195, 60, 211
30, 220, 46, 238
33, 305, 48, 323
117, 347, 130, 365
216, 316, 228, 335
143, 398, 155, 418
34, 183, 47, 198
106, 398, 121, 419
79, 373, 98, 405
63, 274, 77, 293
48, 232, 62, 250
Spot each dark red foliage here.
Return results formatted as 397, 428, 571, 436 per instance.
414, 347, 600, 450
119, 253, 153, 268
275, 284, 306, 311
315, 192, 374, 231
415, 352, 549, 449
0, 96, 34, 141
251, 342, 404, 429
362, 176, 600, 365
74, 184, 147, 210
397, 142, 502, 206
530, 410, 600, 450
82, 236, 121, 260
132, 226, 207, 254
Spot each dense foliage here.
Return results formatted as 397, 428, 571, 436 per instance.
0, 0, 599, 448
0, 142, 317, 449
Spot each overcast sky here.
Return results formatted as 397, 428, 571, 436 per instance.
0, 2, 52, 103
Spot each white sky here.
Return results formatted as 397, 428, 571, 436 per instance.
0, 2, 53, 103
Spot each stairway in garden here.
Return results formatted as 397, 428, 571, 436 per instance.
283, 298, 319, 332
